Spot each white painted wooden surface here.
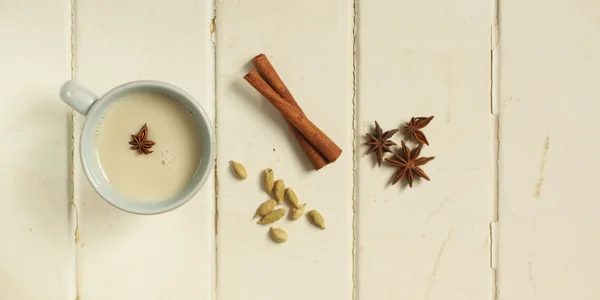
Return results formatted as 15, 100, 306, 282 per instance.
215, 0, 353, 299
498, 0, 600, 299
1, 0, 600, 299
356, 0, 494, 299
72, 1, 214, 299
0, 1, 75, 299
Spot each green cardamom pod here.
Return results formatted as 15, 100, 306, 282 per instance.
255, 199, 277, 218
285, 188, 301, 209
269, 227, 288, 243
290, 204, 306, 220
258, 208, 286, 225
264, 168, 274, 194
230, 161, 247, 179
308, 210, 326, 229
273, 179, 285, 204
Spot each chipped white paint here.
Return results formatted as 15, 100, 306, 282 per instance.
2, 0, 600, 299
498, 0, 600, 299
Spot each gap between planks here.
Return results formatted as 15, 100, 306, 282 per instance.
351, 0, 359, 299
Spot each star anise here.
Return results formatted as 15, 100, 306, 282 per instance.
365, 121, 399, 167
385, 141, 434, 188
129, 123, 155, 155
402, 116, 434, 145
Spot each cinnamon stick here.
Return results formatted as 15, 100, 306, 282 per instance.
252, 54, 329, 170
244, 70, 342, 163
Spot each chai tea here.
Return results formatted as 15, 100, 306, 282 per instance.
94, 91, 202, 202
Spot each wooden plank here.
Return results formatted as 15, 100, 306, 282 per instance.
0, 0, 74, 299
498, 1, 600, 299
214, 0, 354, 299
72, 0, 215, 299
355, 0, 494, 299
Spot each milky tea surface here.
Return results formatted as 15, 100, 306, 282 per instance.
95, 91, 202, 202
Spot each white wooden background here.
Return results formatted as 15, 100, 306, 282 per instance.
1, 0, 599, 299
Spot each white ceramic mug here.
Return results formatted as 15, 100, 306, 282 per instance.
59, 80, 215, 214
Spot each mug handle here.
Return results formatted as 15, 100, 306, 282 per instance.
59, 80, 99, 116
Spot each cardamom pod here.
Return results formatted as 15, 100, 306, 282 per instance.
308, 210, 326, 229
290, 204, 306, 220
264, 168, 274, 193
230, 161, 247, 179
285, 188, 301, 209
273, 179, 285, 204
269, 227, 288, 243
255, 199, 277, 218
258, 208, 286, 225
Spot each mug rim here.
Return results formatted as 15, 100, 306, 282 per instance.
80, 80, 215, 215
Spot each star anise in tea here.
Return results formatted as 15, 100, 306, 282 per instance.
129, 123, 155, 155
365, 121, 399, 167
385, 141, 434, 188
402, 116, 434, 145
